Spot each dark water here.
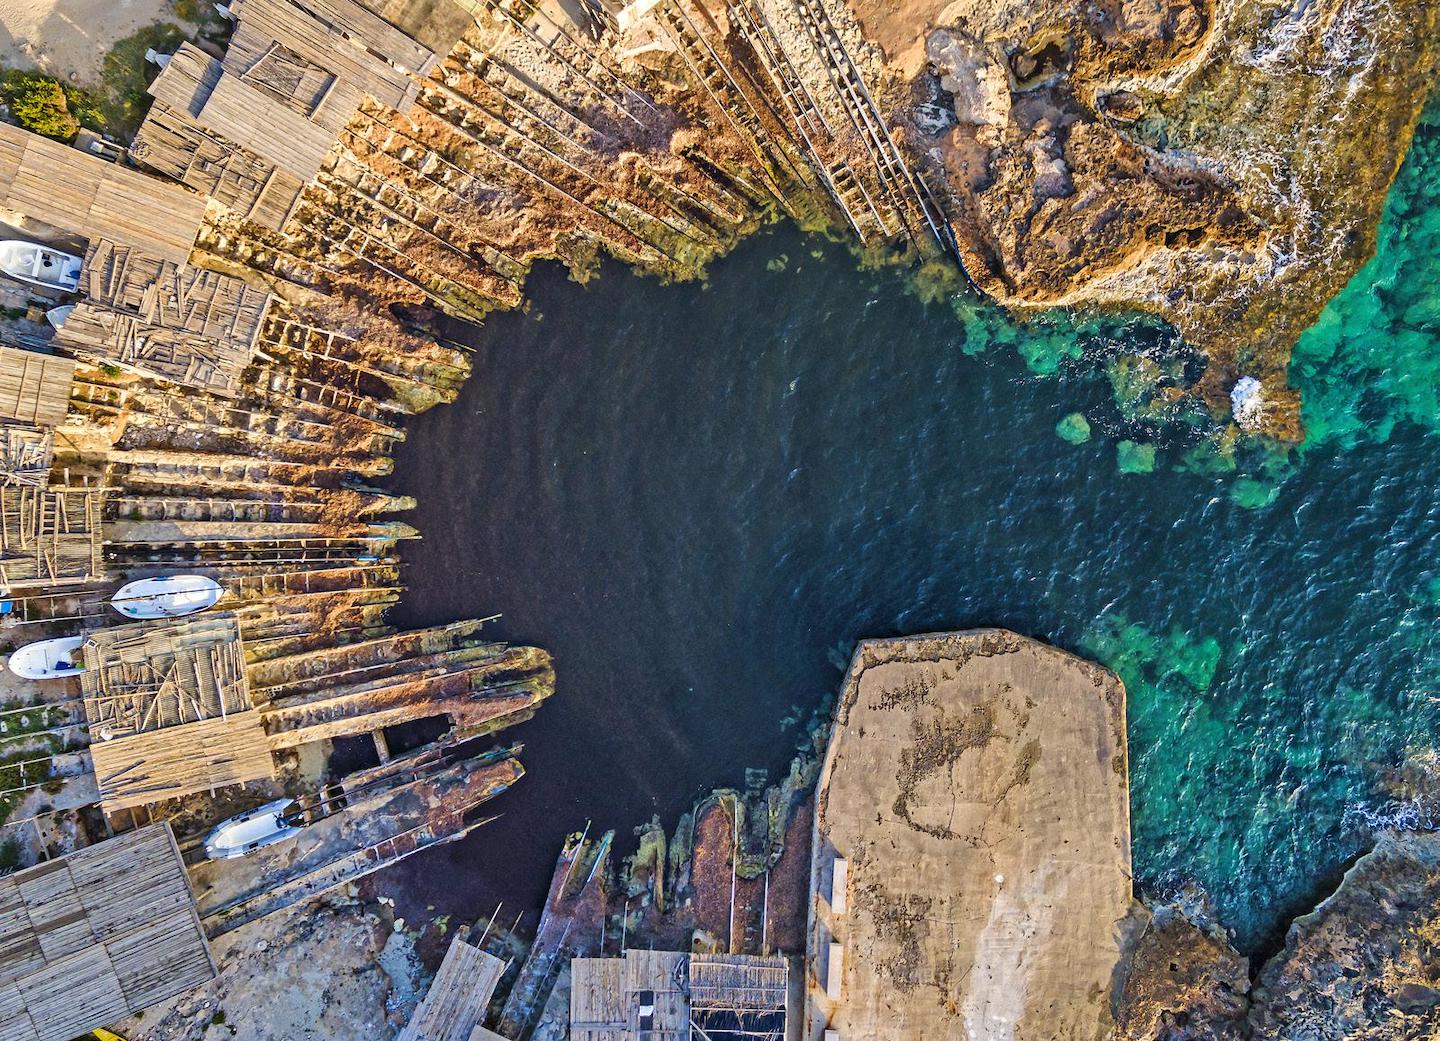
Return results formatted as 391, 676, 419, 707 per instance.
385, 130, 1440, 952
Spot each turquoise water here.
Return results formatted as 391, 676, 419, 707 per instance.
388, 106, 1440, 954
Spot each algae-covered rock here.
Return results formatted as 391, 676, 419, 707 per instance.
1117, 440, 1157, 474
1056, 412, 1092, 444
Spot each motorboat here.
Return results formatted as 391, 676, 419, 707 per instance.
44, 303, 73, 328
7, 635, 84, 679
110, 575, 222, 619
0, 240, 82, 292
203, 798, 306, 859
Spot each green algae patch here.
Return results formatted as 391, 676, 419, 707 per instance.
1056, 412, 1092, 444
1117, 440, 1156, 474
1231, 477, 1279, 509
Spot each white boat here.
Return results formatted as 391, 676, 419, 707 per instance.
203, 798, 305, 859
44, 303, 73, 328
110, 575, 222, 619
8, 635, 84, 679
0, 240, 82, 292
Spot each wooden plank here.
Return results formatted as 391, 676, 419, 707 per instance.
199, 71, 337, 180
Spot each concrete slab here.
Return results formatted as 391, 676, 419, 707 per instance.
806, 629, 1131, 1041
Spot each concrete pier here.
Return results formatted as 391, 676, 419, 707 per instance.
805, 629, 1131, 1041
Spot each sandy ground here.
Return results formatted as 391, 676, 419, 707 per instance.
0, 0, 182, 83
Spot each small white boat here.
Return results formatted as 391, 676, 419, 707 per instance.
110, 575, 222, 619
0, 240, 82, 292
8, 635, 84, 679
44, 303, 73, 329
204, 798, 305, 859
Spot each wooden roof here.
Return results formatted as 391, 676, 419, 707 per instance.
81, 614, 275, 811
0, 124, 205, 265
570, 958, 627, 1041
0, 347, 74, 427
398, 936, 506, 1041
0, 487, 104, 590
130, 101, 307, 230
229, 0, 423, 109
0, 824, 216, 1041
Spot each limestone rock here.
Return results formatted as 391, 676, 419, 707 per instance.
1250, 830, 1440, 1038
925, 29, 1010, 144
1113, 900, 1251, 1041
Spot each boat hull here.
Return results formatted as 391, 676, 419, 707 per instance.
203, 799, 304, 859
8, 635, 84, 679
111, 575, 223, 619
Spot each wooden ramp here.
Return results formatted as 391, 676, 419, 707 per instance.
398, 936, 507, 1041
0, 823, 216, 1041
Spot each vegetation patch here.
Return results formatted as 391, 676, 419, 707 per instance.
0, 71, 80, 140
96, 23, 187, 140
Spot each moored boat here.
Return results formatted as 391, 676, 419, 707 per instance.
110, 574, 222, 618
203, 798, 305, 859
0, 240, 82, 291
7, 635, 84, 679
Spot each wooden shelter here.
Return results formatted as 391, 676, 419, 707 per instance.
0, 486, 105, 590
133, 0, 458, 229
570, 951, 789, 1041
0, 425, 53, 487
0, 823, 217, 1041
0, 123, 205, 265
54, 239, 270, 395
0, 347, 74, 427
81, 614, 275, 811
130, 45, 308, 229
398, 936, 507, 1041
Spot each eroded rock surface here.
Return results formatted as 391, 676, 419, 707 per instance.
1113, 899, 1251, 1041
869, 0, 1440, 434
1250, 830, 1440, 1038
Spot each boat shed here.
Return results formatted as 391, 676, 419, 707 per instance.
54, 239, 270, 395
132, 0, 462, 230
0, 823, 217, 1041
0, 486, 105, 590
569, 951, 788, 1041
398, 935, 507, 1041
81, 613, 276, 812
0, 123, 205, 265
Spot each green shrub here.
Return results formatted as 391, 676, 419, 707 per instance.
1, 72, 79, 141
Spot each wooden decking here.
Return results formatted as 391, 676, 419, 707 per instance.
0, 347, 75, 427
0, 426, 53, 487
80, 614, 276, 811
0, 824, 216, 1041
54, 239, 269, 395
0, 487, 104, 589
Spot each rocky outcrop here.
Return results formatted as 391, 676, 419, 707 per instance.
873, 0, 1440, 436
1249, 830, 1440, 1039
1113, 899, 1251, 1041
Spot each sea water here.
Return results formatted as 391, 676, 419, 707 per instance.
387, 104, 1440, 955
